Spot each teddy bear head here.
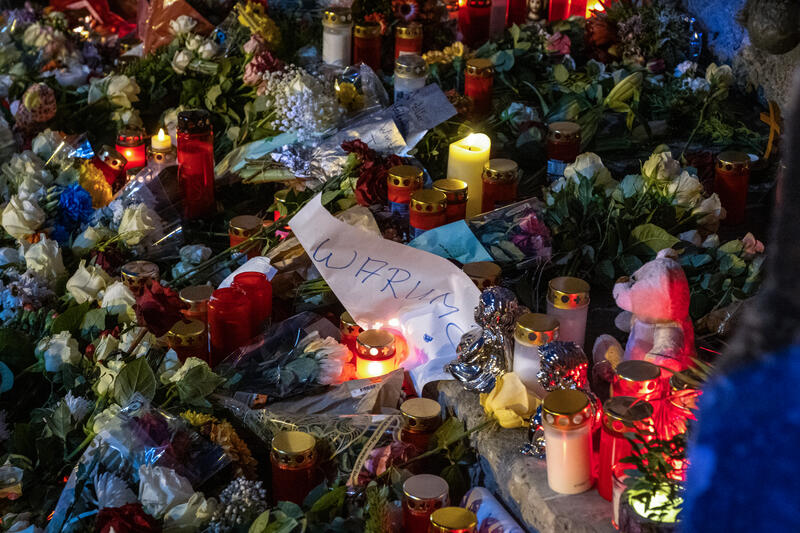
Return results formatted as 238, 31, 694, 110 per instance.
612, 248, 690, 323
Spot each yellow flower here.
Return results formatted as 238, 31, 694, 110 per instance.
422, 51, 448, 65
209, 420, 258, 478
336, 81, 364, 111
235, 0, 280, 48
78, 161, 113, 208
480, 372, 540, 429
180, 410, 217, 427
444, 41, 467, 59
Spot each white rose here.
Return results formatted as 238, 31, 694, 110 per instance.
17, 171, 51, 202
169, 15, 198, 36
94, 335, 120, 362
101, 281, 137, 322
171, 50, 193, 75
119, 327, 156, 358
674, 60, 697, 77
92, 404, 121, 434
668, 171, 704, 207
22, 23, 53, 48
678, 230, 702, 246
164, 492, 217, 531
705, 63, 733, 88
198, 41, 219, 60
66, 260, 112, 304
106, 75, 140, 108
111, 108, 143, 128
95, 359, 124, 396
24, 237, 65, 281
37, 331, 80, 372
2, 195, 45, 239
159, 349, 181, 384
643, 151, 681, 181
693, 193, 726, 232
185, 34, 203, 52
563, 153, 617, 193
73, 226, 108, 256
118, 204, 161, 246
139, 465, 195, 518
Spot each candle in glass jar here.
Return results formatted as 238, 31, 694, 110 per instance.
179, 285, 214, 325
121, 260, 159, 296
322, 7, 353, 66
409, 190, 447, 238
489, 0, 507, 37
148, 128, 176, 172
542, 388, 593, 494
513, 312, 559, 398
208, 287, 252, 367
115, 127, 146, 170
447, 133, 491, 217
612, 360, 665, 400
506, 0, 528, 25
402, 474, 449, 533
270, 430, 321, 505
714, 151, 750, 226
177, 110, 216, 220
429, 507, 478, 533
459, 0, 492, 47
461, 261, 501, 290
167, 319, 208, 363
400, 398, 442, 452
433, 179, 468, 223
356, 329, 397, 378
546, 121, 581, 183
548, 0, 588, 21
394, 53, 428, 101
387, 165, 423, 217
232, 271, 272, 335
353, 22, 381, 71
92, 145, 127, 191
228, 215, 263, 258
464, 58, 494, 117
395, 22, 423, 58
481, 158, 518, 213
546, 276, 589, 347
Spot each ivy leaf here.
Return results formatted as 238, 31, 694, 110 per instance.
114, 358, 157, 405
51, 302, 91, 335
441, 463, 468, 504
175, 363, 226, 408
46, 401, 72, 442
80, 308, 107, 337
307, 485, 346, 523
629, 224, 679, 256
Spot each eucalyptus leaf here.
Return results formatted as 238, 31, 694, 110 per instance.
114, 358, 157, 405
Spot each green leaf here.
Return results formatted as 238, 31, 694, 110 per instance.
307, 485, 346, 523
718, 239, 743, 255
553, 64, 569, 83
114, 358, 157, 405
441, 463, 468, 504
80, 308, 107, 337
434, 417, 465, 450
597, 259, 615, 283
0, 328, 35, 372
629, 224, 679, 256
321, 189, 340, 206
51, 302, 92, 335
617, 255, 644, 274
175, 363, 226, 408
46, 401, 72, 442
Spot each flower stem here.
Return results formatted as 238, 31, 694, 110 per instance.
66, 431, 95, 462
680, 97, 711, 160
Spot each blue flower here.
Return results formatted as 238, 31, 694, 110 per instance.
51, 223, 71, 245
58, 183, 94, 225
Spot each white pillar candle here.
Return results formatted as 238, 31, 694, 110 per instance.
447, 133, 491, 217
542, 389, 592, 495
545, 276, 590, 348
513, 312, 559, 399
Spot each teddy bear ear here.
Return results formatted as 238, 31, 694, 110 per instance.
656, 248, 678, 260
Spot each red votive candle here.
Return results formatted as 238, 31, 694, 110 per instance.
270, 431, 321, 505
354, 22, 382, 71
465, 58, 494, 117
115, 127, 146, 170
409, 190, 447, 238
481, 158, 518, 213
177, 110, 216, 220
506, 0, 528, 25
232, 271, 272, 335
402, 474, 449, 533
546, 121, 581, 182
400, 398, 442, 453
228, 215, 263, 258
395, 22, 423, 58
714, 151, 750, 226
433, 179, 468, 223
208, 287, 252, 367
459, 0, 492, 47
92, 145, 127, 191
387, 164, 423, 217
167, 319, 208, 363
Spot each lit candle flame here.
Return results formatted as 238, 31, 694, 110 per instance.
157, 128, 166, 142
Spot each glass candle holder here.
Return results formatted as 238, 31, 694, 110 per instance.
714, 151, 750, 225
400, 397, 442, 452
481, 158, 518, 213
394, 53, 427, 101
270, 430, 321, 505
208, 287, 252, 367
229, 215, 263, 259
92, 145, 127, 191
459, 0, 492, 47
409, 190, 447, 238
612, 463, 634, 529
232, 271, 273, 335
179, 285, 214, 325
546, 276, 589, 347
356, 329, 397, 378
507, 0, 528, 25
147, 145, 176, 172
429, 507, 478, 533
177, 110, 216, 220
402, 474, 449, 533
489, 0, 507, 37
340, 311, 363, 361
446, 133, 491, 218
546, 121, 581, 183
395, 22, 423, 58
542, 388, 593, 494
322, 7, 352, 67
433, 179, 468, 223
669, 370, 701, 413
612, 360, 665, 400
513, 312, 559, 398
597, 396, 654, 501
465, 58, 494, 117
115, 127, 146, 170
354, 22, 381, 71
461, 261, 501, 290
387, 165, 423, 217
548, 0, 587, 20
120, 260, 159, 296
167, 319, 208, 363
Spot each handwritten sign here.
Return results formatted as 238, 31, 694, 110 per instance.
291, 195, 480, 390
392, 84, 457, 140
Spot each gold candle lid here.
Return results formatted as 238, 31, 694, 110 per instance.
429, 507, 478, 533
465, 57, 494, 77
462, 261, 501, 289
99, 145, 127, 170
410, 190, 446, 213
547, 276, 590, 309
116, 127, 144, 147
395, 53, 428, 77
401, 398, 442, 433
167, 319, 206, 347
271, 430, 317, 468
542, 389, 590, 430
229, 215, 263, 238
356, 329, 396, 360
547, 121, 581, 142
179, 285, 214, 314
354, 22, 381, 38
482, 158, 518, 183
514, 312, 559, 346
340, 311, 362, 337
616, 360, 661, 383
433, 179, 468, 203
716, 151, 750, 171
603, 396, 654, 428
403, 474, 449, 514
396, 22, 422, 39
388, 165, 424, 189
323, 7, 352, 25
121, 260, 159, 281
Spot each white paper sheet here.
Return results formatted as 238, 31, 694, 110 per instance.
290, 195, 480, 391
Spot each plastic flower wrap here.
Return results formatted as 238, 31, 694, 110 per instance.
468, 198, 552, 267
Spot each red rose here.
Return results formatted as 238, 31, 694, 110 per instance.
96, 503, 161, 533
135, 279, 187, 337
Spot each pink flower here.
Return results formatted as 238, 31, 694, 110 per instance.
243, 34, 267, 55
357, 441, 414, 483
243, 52, 285, 86
741, 232, 765, 258
546, 32, 571, 56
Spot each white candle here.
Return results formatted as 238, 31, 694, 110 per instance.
542, 389, 592, 495
447, 133, 491, 218
151, 128, 172, 150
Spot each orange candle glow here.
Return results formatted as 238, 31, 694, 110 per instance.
355, 329, 397, 378
586, 0, 605, 16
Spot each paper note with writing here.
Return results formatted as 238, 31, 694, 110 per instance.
392, 84, 457, 141
291, 195, 480, 390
